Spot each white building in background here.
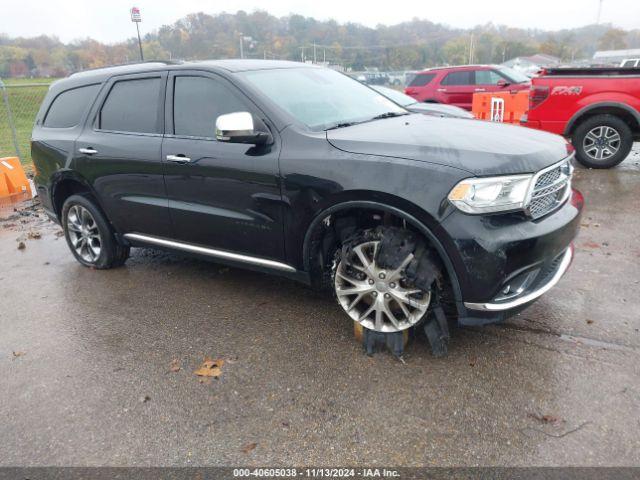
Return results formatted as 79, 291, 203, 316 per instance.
592, 49, 640, 66
502, 54, 561, 77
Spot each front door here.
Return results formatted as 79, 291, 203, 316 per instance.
162, 71, 285, 261
75, 72, 171, 237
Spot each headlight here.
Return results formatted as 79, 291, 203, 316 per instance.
448, 174, 534, 214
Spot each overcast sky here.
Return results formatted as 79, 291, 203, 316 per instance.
3, 0, 639, 43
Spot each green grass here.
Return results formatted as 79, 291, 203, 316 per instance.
0, 80, 55, 171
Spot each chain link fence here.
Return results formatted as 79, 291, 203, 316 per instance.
0, 79, 52, 173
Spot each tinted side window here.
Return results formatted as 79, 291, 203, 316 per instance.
43, 84, 101, 128
474, 70, 504, 85
173, 76, 249, 138
408, 73, 436, 87
442, 71, 473, 86
99, 78, 162, 133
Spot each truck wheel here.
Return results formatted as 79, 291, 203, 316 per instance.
62, 194, 130, 269
332, 226, 437, 333
573, 114, 633, 169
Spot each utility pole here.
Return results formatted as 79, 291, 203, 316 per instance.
313, 43, 317, 64
468, 34, 474, 64
130, 7, 144, 61
299, 47, 306, 62
239, 33, 244, 59
596, 0, 604, 23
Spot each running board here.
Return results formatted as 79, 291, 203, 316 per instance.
123, 233, 296, 273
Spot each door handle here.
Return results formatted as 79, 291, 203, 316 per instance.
436, 88, 447, 92
78, 147, 98, 155
474, 88, 486, 92
166, 154, 191, 164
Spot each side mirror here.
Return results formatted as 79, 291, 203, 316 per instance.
497, 79, 510, 88
215, 112, 270, 145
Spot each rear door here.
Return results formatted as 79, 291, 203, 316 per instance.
438, 70, 475, 109
161, 70, 285, 261
75, 72, 171, 237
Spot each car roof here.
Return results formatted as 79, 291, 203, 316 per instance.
55, 59, 314, 91
418, 64, 498, 73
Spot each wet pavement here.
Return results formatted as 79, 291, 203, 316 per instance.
1, 147, 639, 467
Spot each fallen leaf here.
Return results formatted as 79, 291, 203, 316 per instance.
581, 241, 601, 250
586, 319, 594, 325
12, 351, 26, 359
17, 242, 26, 250
528, 412, 563, 425
194, 357, 225, 378
241, 442, 257, 454
169, 358, 181, 372
139, 395, 151, 403
28, 231, 41, 239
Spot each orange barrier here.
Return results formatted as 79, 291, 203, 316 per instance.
0, 156, 31, 200
472, 90, 529, 124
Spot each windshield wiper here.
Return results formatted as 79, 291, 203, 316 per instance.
325, 121, 360, 131
370, 111, 409, 121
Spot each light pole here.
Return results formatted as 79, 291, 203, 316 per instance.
130, 7, 144, 61
239, 34, 253, 59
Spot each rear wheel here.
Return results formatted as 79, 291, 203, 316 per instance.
573, 114, 633, 169
62, 194, 129, 269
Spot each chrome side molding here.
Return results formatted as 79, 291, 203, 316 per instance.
123, 233, 296, 273
464, 247, 573, 311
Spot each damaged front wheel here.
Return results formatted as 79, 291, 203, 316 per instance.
334, 228, 433, 333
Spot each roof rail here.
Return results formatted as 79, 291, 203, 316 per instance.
69, 59, 183, 77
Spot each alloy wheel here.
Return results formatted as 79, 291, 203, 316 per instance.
583, 125, 621, 161
66, 205, 102, 263
334, 240, 431, 332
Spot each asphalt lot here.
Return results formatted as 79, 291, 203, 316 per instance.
1, 146, 639, 467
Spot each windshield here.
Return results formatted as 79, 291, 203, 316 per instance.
240, 67, 407, 130
371, 86, 415, 107
497, 66, 531, 84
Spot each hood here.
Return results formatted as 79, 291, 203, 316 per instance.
408, 103, 475, 119
326, 114, 569, 176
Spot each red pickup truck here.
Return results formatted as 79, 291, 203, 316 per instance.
523, 67, 640, 168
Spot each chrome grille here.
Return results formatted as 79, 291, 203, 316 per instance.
527, 159, 572, 219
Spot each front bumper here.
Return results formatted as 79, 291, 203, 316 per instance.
463, 245, 573, 311
440, 188, 583, 325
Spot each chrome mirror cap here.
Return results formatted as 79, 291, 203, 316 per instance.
215, 112, 255, 142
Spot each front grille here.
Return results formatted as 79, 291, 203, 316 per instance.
527, 159, 572, 219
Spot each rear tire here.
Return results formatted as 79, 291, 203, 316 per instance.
62, 194, 129, 269
572, 114, 633, 169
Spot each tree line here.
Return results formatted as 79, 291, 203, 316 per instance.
1, 10, 638, 78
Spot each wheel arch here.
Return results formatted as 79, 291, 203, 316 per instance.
51, 172, 103, 219
301, 194, 464, 315
565, 102, 640, 136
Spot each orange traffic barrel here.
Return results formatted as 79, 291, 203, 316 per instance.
0, 157, 33, 210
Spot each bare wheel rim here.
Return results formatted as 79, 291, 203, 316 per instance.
67, 205, 102, 263
583, 125, 621, 161
334, 240, 431, 332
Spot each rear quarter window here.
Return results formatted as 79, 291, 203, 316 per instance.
43, 84, 101, 128
408, 73, 436, 87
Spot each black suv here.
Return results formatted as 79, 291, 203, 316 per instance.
32, 60, 582, 353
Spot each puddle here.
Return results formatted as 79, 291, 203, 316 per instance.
0, 190, 33, 219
